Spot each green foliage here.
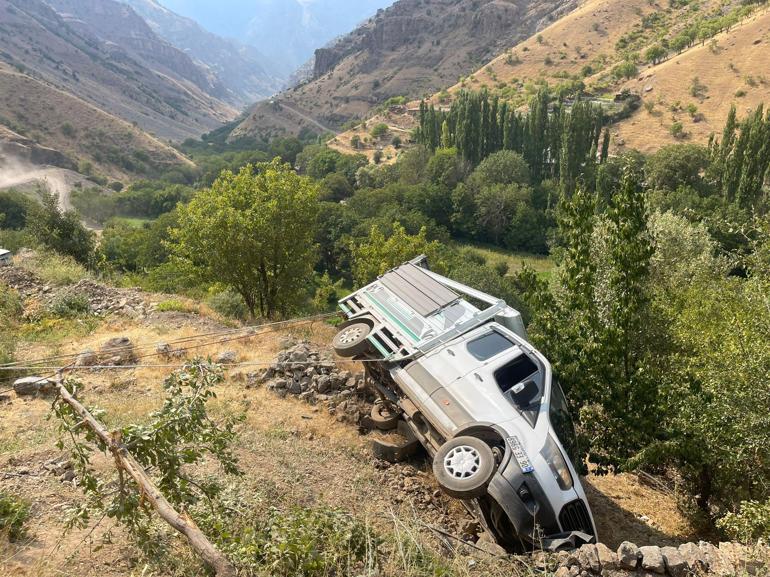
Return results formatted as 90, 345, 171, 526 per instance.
351, 223, 446, 286
312, 272, 344, 312
48, 293, 91, 318
718, 501, 770, 542
26, 192, 95, 265
646, 144, 710, 193
370, 123, 389, 139
208, 289, 249, 321
644, 44, 667, 64
0, 283, 22, 365
173, 159, 320, 318
0, 189, 33, 230
19, 251, 89, 286
611, 61, 638, 80
0, 491, 30, 542
155, 299, 197, 314
54, 362, 243, 551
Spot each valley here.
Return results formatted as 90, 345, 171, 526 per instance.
1, 0, 770, 575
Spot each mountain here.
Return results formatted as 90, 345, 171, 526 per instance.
415, 0, 770, 154
0, 0, 238, 143
0, 62, 194, 182
120, 0, 284, 107
229, 0, 579, 142
159, 0, 395, 75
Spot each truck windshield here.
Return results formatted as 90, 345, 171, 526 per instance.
549, 381, 583, 471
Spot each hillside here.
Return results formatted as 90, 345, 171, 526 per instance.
228, 0, 580, 141
332, 0, 770, 158
0, 0, 236, 142
121, 0, 284, 107
0, 63, 194, 182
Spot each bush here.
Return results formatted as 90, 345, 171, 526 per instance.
48, 293, 91, 318
0, 491, 31, 542
208, 290, 249, 321
370, 123, 389, 139
215, 506, 377, 577
19, 252, 89, 286
717, 500, 770, 542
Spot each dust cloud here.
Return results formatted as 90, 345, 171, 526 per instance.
0, 154, 76, 211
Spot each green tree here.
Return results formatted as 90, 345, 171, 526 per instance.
351, 223, 446, 286
27, 191, 95, 265
645, 144, 710, 193
644, 44, 667, 65
172, 160, 319, 317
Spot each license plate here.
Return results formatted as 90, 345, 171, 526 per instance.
506, 435, 534, 473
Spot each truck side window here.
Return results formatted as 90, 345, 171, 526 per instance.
466, 331, 514, 361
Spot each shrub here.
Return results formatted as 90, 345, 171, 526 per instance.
212, 506, 378, 577
48, 293, 91, 318
670, 121, 685, 139
19, 252, 89, 286
370, 123, 389, 139
735, 89, 747, 98
612, 61, 638, 80
208, 289, 249, 321
717, 501, 770, 542
0, 491, 31, 542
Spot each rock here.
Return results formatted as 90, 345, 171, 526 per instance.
639, 546, 665, 574
617, 542, 640, 570
719, 542, 764, 575
678, 542, 707, 572
156, 342, 172, 357
271, 378, 288, 390
75, 349, 98, 367
596, 543, 618, 570
699, 542, 733, 576
475, 532, 507, 556
645, 85, 653, 92
14, 376, 55, 396
661, 546, 688, 577
316, 374, 332, 394
287, 380, 302, 395
215, 350, 237, 364
577, 544, 601, 573
99, 337, 136, 365
0, 394, 11, 403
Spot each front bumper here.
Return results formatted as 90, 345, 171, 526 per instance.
483, 457, 595, 551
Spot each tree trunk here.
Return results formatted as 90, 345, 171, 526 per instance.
55, 373, 236, 577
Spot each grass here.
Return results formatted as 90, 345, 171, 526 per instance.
112, 216, 155, 229
456, 242, 555, 277
17, 252, 89, 286
0, 491, 31, 542
155, 299, 200, 314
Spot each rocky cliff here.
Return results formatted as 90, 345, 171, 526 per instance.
230, 0, 579, 141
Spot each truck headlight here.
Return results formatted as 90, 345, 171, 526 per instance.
541, 435, 573, 490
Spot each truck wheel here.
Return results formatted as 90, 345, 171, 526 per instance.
333, 322, 371, 357
433, 436, 496, 500
370, 401, 399, 430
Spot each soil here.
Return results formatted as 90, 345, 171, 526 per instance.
0, 312, 699, 576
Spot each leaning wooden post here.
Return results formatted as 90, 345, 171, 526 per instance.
54, 371, 236, 577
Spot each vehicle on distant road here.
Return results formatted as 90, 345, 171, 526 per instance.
333, 256, 596, 552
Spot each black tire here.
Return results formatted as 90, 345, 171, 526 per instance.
433, 436, 496, 500
333, 322, 371, 357
370, 401, 399, 430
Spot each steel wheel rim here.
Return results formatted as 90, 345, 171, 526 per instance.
444, 445, 481, 479
338, 325, 364, 345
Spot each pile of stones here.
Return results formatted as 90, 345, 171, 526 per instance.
550, 540, 766, 577
0, 264, 151, 318
247, 341, 372, 426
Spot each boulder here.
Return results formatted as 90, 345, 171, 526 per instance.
596, 543, 618, 571
215, 350, 237, 364
678, 542, 707, 572
475, 532, 507, 556
618, 541, 640, 570
661, 546, 688, 577
639, 546, 665, 574
14, 376, 55, 396
75, 349, 98, 367
577, 543, 601, 573
99, 337, 136, 365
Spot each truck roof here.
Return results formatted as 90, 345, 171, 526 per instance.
339, 257, 525, 360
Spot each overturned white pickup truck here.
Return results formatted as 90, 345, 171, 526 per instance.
333, 256, 596, 552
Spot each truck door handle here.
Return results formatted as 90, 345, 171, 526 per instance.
474, 373, 483, 381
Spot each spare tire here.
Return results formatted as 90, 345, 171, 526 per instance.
370, 401, 400, 430
433, 436, 496, 500
333, 322, 371, 357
